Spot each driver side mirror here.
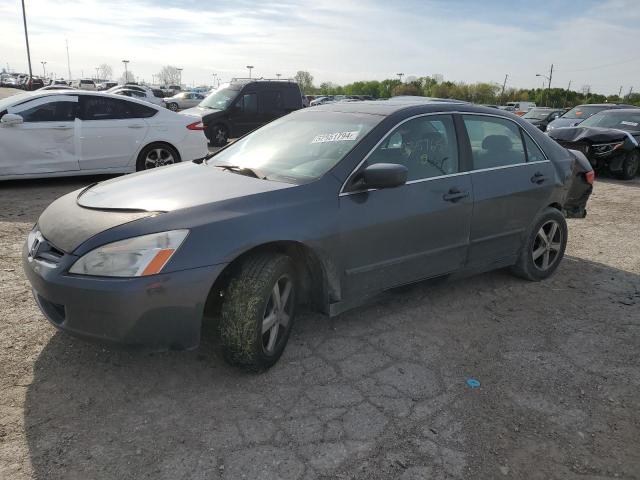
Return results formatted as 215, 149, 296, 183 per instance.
355, 163, 408, 190
1, 113, 24, 125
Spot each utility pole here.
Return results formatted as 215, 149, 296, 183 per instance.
547, 63, 553, 107
500, 74, 508, 104
122, 60, 129, 83
397, 73, 404, 83
21, 0, 33, 80
66, 39, 72, 81
564, 80, 572, 107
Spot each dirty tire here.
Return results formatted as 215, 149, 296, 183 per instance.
511, 207, 568, 281
208, 124, 228, 147
219, 253, 296, 371
612, 151, 640, 180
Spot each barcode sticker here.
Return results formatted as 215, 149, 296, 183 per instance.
312, 131, 359, 143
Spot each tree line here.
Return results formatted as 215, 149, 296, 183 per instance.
293, 71, 640, 108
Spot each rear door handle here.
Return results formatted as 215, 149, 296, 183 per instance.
442, 188, 470, 202
128, 124, 145, 129
531, 172, 548, 184
52, 125, 72, 130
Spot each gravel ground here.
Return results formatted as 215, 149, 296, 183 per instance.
0, 170, 639, 479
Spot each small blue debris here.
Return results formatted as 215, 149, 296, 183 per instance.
466, 378, 481, 388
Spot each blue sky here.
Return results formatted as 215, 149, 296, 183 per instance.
1, 0, 638, 94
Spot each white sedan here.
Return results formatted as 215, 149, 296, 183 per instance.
0, 90, 208, 180
108, 86, 164, 106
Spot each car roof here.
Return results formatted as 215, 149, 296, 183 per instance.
575, 103, 636, 108
4, 90, 160, 108
312, 98, 479, 116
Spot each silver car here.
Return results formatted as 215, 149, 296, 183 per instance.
163, 92, 206, 111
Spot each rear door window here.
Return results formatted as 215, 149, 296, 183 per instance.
80, 96, 156, 120
462, 115, 526, 170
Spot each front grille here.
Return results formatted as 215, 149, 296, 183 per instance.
558, 141, 590, 156
29, 231, 65, 266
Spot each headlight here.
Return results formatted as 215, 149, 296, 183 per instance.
69, 230, 189, 277
591, 142, 624, 156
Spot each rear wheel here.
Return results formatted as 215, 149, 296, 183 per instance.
208, 124, 228, 147
136, 143, 180, 171
218, 253, 296, 371
612, 151, 640, 180
167, 102, 179, 111
511, 207, 567, 281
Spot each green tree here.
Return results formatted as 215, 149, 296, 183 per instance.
294, 71, 314, 93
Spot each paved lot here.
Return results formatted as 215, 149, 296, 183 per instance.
0, 172, 639, 479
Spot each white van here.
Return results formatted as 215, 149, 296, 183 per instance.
72, 79, 97, 91
506, 101, 536, 116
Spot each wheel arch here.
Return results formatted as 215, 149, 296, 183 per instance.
135, 140, 182, 170
204, 240, 340, 317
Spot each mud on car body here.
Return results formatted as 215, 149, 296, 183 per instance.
548, 108, 640, 180
24, 101, 593, 371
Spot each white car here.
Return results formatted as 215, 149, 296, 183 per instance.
0, 91, 208, 180
108, 85, 163, 106
163, 92, 206, 111
71, 79, 97, 91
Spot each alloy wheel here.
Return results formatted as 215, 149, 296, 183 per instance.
261, 275, 293, 354
532, 220, 563, 271
144, 148, 175, 169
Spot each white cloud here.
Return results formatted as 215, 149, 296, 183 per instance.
1, 0, 638, 94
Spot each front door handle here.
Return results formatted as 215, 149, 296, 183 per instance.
52, 125, 72, 130
531, 172, 548, 184
128, 124, 145, 129
442, 188, 470, 202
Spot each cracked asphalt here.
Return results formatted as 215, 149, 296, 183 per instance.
0, 174, 639, 480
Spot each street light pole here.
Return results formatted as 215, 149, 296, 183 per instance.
21, 0, 33, 80
40, 61, 47, 78
246, 65, 254, 79
397, 73, 404, 83
122, 60, 129, 84
536, 73, 551, 106
276, 73, 281, 80
95, 67, 99, 81
176, 68, 183, 88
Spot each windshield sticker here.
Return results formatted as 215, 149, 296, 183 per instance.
620, 121, 639, 127
312, 131, 359, 143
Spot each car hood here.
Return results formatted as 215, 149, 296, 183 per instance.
77, 161, 294, 212
547, 117, 584, 130
180, 106, 222, 118
548, 126, 639, 144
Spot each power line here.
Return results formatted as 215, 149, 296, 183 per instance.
557, 56, 640, 73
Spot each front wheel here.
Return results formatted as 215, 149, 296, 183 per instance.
218, 253, 297, 371
511, 207, 567, 281
612, 151, 640, 180
208, 124, 228, 147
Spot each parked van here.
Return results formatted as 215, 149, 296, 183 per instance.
506, 101, 536, 116
181, 78, 304, 146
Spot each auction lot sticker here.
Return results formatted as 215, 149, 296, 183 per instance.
312, 131, 359, 143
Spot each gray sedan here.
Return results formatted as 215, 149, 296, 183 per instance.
163, 92, 206, 111
23, 101, 593, 370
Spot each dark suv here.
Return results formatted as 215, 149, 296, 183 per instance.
181, 79, 304, 146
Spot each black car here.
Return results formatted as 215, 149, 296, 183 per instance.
548, 108, 640, 180
522, 108, 565, 131
181, 79, 304, 146
546, 103, 636, 131
23, 101, 592, 370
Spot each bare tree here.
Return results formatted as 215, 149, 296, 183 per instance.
120, 71, 135, 84
97, 63, 113, 80
157, 66, 181, 86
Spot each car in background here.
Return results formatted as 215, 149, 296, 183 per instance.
1, 75, 19, 88
506, 101, 536, 116
310, 96, 335, 106
499, 105, 516, 112
181, 79, 304, 146
522, 107, 565, 131
97, 81, 118, 90
38, 85, 77, 91
546, 103, 636, 132
163, 91, 206, 111
0, 90, 208, 180
22, 100, 592, 370
109, 86, 163, 106
548, 108, 640, 180
71, 79, 97, 91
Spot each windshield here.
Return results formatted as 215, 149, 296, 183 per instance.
562, 105, 607, 120
207, 110, 381, 183
199, 87, 238, 110
0, 92, 37, 111
580, 111, 640, 132
524, 109, 554, 120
